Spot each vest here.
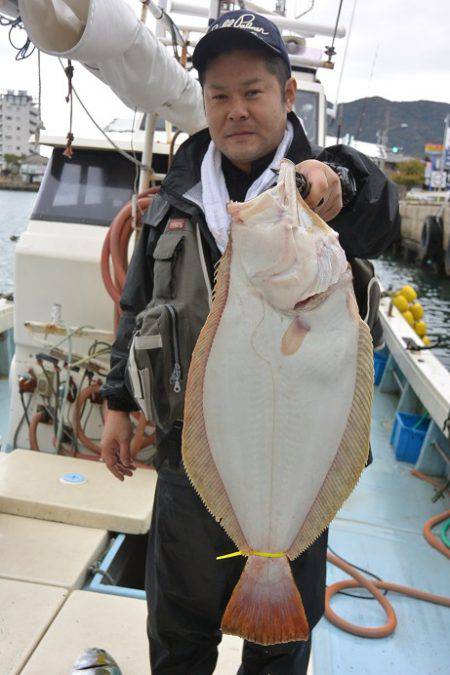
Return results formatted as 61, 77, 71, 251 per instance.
128, 216, 211, 434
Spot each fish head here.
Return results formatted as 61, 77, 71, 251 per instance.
71, 647, 122, 674
228, 158, 349, 314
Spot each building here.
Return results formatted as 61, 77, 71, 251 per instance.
20, 153, 48, 184
0, 89, 40, 168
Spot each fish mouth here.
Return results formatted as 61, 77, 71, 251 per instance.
294, 294, 318, 310
293, 288, 332, 312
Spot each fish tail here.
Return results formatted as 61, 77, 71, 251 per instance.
221, 555, 309, 645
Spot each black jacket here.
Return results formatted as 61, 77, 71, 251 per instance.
101, 112, 400, 412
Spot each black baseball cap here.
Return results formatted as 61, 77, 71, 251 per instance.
192, 10, 291, 75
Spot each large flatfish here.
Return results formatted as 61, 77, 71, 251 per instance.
182, 158, 373, 645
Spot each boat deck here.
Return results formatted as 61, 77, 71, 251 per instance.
0, 378, 448, 673
315, 384, 449, 675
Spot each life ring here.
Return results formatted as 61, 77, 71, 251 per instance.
418, 215, 443, 263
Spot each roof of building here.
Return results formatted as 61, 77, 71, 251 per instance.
20, 153, 48, 165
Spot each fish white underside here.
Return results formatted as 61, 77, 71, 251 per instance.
203, 248, 359, 554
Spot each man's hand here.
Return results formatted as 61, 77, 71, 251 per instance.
295, 159, 343, 222
100, 410, 136, 481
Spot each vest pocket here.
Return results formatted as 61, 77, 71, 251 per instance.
128, 336, 159, 424
129, 303, 184, 429
152, 232, 185, 299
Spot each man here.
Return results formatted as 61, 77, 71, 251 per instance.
100, 10, 399, 674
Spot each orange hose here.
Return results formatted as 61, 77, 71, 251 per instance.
29, 411, 47, 451
72, 382, 102, 454
325, 472, 450, 637
101, 187, 159, 311
130, 411, 156, 450
71, 384, 155, 470
423, 509, 450, 558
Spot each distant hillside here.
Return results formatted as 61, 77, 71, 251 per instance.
329, 97, 450, 157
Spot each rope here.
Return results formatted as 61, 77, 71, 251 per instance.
217, 550, 285, 560
404, 335, 450, 352
62, 60, 75, 159
89, 561, 116, 585
56, 59, 152, 172
295, 1, 315, 20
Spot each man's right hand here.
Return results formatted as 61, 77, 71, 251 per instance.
100, 410, 136, 481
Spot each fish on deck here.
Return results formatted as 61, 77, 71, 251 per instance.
71, 647, 122, 674
182, 159, 373, 646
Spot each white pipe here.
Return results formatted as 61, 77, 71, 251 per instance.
139, 113, 157, 192
289, 53, 327, 69
159, 36, 325, 68
170, 1, 346, 38
18, 0, 206, 134
0, 0, 19, 18
176, 22, 315, 38
169, 1, 208, 18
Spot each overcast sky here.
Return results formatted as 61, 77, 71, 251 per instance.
0, 0, 449, 139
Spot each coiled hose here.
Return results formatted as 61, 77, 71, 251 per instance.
325, 470, 450, 637
101, 187, 160, 330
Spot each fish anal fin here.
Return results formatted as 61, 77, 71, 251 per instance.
221, 555, 310, 645
281, 317, 310, 356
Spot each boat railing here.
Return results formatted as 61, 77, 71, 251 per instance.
378, 296, 450, 479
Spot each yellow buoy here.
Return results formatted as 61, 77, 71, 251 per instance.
422, 336, 431, 346
414, 320, 427, 337
411, 302, 424, 320
402, 310, 414, 326
401, 285, 417, 302
392, 294, 409, 313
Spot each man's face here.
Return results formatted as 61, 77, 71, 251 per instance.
203, 50, 297, 172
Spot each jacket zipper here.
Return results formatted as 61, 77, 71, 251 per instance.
195, 223, 213, 308
166, 304, 182, 393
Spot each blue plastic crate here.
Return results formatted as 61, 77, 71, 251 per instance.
373, 349, 388, 385
390, 412, 430, 463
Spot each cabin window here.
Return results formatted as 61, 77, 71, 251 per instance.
294, 91, 319, 144
31, 147, 137, 227
139, 114, 167, 132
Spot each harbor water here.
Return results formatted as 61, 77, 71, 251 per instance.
1, 188, 450, 370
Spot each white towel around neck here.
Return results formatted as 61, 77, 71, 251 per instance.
200, 121, 294, 253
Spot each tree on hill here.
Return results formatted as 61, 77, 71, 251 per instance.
334, 97, 450, 157
391, 159, 424, 189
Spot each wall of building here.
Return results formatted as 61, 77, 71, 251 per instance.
0, 89, 39, 166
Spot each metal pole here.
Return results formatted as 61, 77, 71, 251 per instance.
138, 114, 157, 193
439, 114, 450, 191
170, 1, 346, 37
138, 1, 159, 193
208, 0, 220, 22
379, 109, 390, 173
336, 103, 343, 144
